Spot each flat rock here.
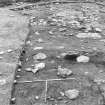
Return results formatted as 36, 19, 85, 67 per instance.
57, 66, 72, 77
65, 89, 79, 100
33, 53, 47, 60
76, 33, 102, 39
32, 62, 45, 73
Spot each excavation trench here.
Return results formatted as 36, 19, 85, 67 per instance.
10, 1, 105, 105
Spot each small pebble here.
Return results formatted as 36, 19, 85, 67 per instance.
11, 97, 16, 104
14, 80, 17, 83
0, 79, 6, 85
11, 97, 16, 101
92, 47, 97, 51
95, 27, 102, 32
18, 61, 22, 66
60, 53, 67, 57
48, 31, 54, 35
65, 89, 79, 99
60, 91, 65, 96
0, 56, 3, 59
33, 53, 47, 60
57, 46, 64, 49
0, 51, 4, 54
35, 96, 39, 100
59, 28, 67, 32
37, 38, 44, 43
76, 55, 90, 63
17, 69, 21, 72
35, 31, 40, 35
33, 47, 43, 50
16, 75, 20, 78
7, 49, 12, 53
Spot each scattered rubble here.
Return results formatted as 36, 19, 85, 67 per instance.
37, 38, 44, 43
95, 27, 102, 32
7, 49, 13, 53
0, 51, 5, 55
0, 79, 6, 85
35, 31, 40, 35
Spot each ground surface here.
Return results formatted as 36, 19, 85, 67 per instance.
9, 1, 105, 105
1, 0, 105, 105
0, 7, 29, 105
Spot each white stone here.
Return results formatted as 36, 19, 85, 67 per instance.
25, 68, 32, 71
7, 49, 12, 52
95, 28, 102, 32
76, 33, 102, 39
37, 38, 43, 43
33, 47, 43, 50
33, 53, 47, 60
32, 63, 45, 73
0, 51, 4, 54
76, 55, 90, 63
57, 66, 72, 76
35, 31, 40, 35
65, 89, 79, 99
0, 79, 6, 85
48, 31, 54, 35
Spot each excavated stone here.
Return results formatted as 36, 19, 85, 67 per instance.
32, 62, 45, 73
76, 55, 90, 63
65, 89, 80, 100
33, 53, 47, 60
